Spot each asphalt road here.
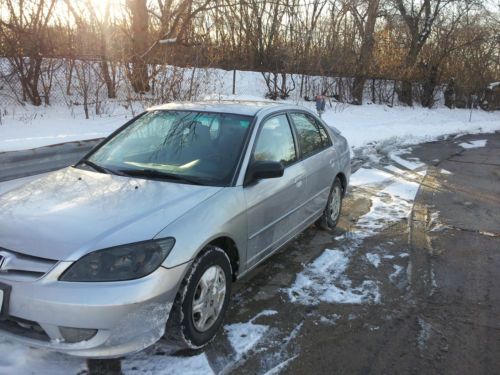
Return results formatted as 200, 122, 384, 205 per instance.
226, 132, 500, 374
0, 132, 499, 374
0, 138, 100, 182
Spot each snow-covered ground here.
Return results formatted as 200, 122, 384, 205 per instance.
1, 94, 499, 154
0, 105, 128, 152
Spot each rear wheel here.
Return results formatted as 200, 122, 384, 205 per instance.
164, 246, 232, 350
316, 177, 343, 230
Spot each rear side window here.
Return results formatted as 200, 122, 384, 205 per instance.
289, 113, 324, 158
315, 119, 333, 147
253, 115, 297, 167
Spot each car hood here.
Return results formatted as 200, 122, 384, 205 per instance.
0, 167, 222, 261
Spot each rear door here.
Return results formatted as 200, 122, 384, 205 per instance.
289, 112, 336, 218
244, 114, 308, 268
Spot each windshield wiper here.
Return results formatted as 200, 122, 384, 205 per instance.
78, 159, 123, 176
119, 169, 204, 185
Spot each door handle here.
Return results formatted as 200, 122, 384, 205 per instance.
294, 175, 304, 187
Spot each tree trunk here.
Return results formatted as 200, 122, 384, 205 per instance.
232, 69, 236, 95
281, 73, 287, 99
129, 0, 150, 93
21, 56, 43, 106
100, 60, 116, 99
352, 0, 380, 105
300, 74, 304, 98
352, 76, 365, 105
66, 59, 74, 96
189, 66, 196, 100
400, 81, 413, 106
421, 65, 439, 108
371, 78, 376, 103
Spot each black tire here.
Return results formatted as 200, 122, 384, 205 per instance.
316, 177, 343, 230
164, 245, 232, 350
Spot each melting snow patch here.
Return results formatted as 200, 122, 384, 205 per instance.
355, 195, 411, 238
429, 211, 449, 232
366, 253, 381, 268
349, 167, 394, 187
354, 175, 422, 240
287, 249, 380, 305
122, 310, 276, 374
287, 164, 425, 307
389, 151, 426, 171
225, 310, 276, 359
225, 322, 269, 357
389, 265, 404, 281
417, 317, 433, 352
459, 139, 487, 149
440, 169, 453, 175
262, 355, 299, 375
319, 314, 341, 326
123, 349, 213, 375
382, 178, 421, 201
384, 164, 406, 175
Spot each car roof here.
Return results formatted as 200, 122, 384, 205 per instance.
148, 100, 309, 117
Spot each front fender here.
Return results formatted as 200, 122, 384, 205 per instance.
156, 187, 248, 270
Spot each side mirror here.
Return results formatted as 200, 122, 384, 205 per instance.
244, 161, 284, 186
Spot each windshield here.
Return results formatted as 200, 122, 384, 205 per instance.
85, 110, 253, 186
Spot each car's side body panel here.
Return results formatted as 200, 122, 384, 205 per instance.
244, 161, 308, 269
159, 106, 351, 277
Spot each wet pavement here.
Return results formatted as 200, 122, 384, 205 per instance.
1, 132, 499, 374
205, 132, 500, 374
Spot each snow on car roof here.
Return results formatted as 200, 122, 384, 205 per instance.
148, 100, 290, 116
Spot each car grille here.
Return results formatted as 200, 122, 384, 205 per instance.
0, 247, 58, 281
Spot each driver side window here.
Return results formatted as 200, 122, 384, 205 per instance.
253, 115, 297, 167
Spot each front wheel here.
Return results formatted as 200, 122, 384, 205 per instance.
316, 177, 343, 230
164, 246, 232, 350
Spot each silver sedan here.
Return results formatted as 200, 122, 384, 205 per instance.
0, 101, 350, 358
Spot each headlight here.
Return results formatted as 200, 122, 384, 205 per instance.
60, 238, 175, 282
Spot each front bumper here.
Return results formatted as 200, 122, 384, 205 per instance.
0, 261, 190, 358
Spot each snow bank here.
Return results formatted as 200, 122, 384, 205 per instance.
1, 80, 499, 153
321, 105, 500, 151
0, 105, 128, 152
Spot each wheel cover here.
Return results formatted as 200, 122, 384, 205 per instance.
191, 265, 226, 332
329, 186, 342, 221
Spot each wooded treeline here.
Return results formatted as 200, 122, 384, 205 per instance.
0, 0, 498, 108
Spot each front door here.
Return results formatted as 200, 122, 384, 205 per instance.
244, 114, 307, 268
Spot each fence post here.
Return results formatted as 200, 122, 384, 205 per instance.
232, 69, 236, 95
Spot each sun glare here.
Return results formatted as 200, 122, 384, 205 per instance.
52, 0, 125, 23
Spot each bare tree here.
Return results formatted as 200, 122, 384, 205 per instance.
391, 0, 454, 106
0, 0, 57, 106
127, 0, 150, 93
351, 0, 381, 104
